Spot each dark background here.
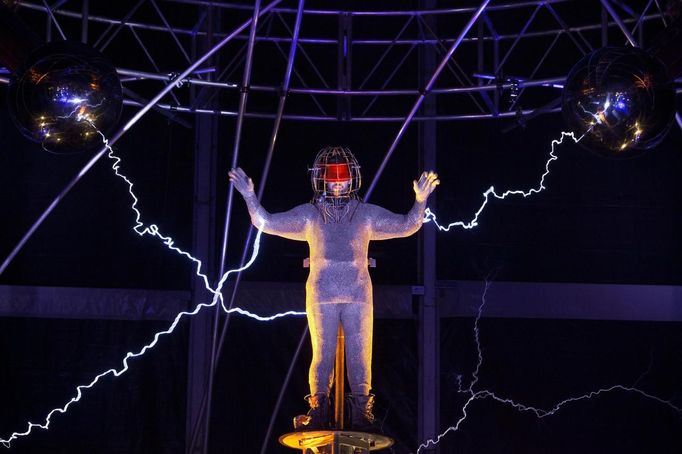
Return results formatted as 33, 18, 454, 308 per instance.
1, 0, 682, 453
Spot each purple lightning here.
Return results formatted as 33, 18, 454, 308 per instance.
423, 131, 583, 231
415, 282, 682, 453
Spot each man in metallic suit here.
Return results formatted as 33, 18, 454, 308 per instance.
229, 147, 438, 431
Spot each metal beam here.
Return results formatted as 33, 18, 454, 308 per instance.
653, 0, 668, 27
508, 32, 562, 111
495, 3, 543, 73
200, 0, 264, 451
277, 12, 331, 89
630, 0, 655, 36
363, 0, 490, 201
187, 2, 306, 449
42, 0, 66, 40
337, 11, 352, 120
417, 14, 490, 114
600, 0, 639, 46
121, 86, 192, 128
0, 285, 189, 320
187, 12, 273, 113
81, 0, 88, 43
4, 280, 682, 322
438, 280, 682, 321
185, 5, 220, 453
150, 0, 192, 63
216, 0, 307, 377
358, 16, 416, 116
128, 24, 183, 107
360, 44, 417, 117
216, 0, 263, 278
93, 0, 147, 51
115, 67, 565, 96
161, 0, 568, 16
120, 97, 564, 122
270, 38, 329, 116
417, 1, 438, 449
544, 2, 592, 53
602, 5, 609, 46
15, 2, 663, 45
358, 15, 414, 90
186, 88, 219, 454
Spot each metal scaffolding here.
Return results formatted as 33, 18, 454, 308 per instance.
6, 0, 669, 122
0, 1, 675, 453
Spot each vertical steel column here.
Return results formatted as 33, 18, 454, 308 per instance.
42, 0, 66, 40
46, 5, 51, 41
482, 14, 500, 114
477, 17, 484, 84
200, 1, 263, 452
81, 0, 88, 43
186, 82, 219, 452
601, 5, 609, 47
186, 7, 220, 454
364, 0, 489, 201
417, 2, 438, 451
186, 3, 306, 449
216, 0, 262, 280
212, 0, 306, 361
493, 30, 499, 114
337, 12, 352, 121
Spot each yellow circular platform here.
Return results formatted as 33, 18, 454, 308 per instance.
279, 430, 394, 451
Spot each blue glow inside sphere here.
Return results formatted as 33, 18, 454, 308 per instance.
7, 40, 122, 154
561, 46, 675, 158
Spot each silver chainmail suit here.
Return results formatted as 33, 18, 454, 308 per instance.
241, 194, 426, 396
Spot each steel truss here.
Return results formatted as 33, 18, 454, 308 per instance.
5, 0, 671, 122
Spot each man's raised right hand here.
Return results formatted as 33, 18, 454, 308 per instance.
228, 167, 255, 197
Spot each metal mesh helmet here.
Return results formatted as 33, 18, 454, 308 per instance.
310, 146, 361, 199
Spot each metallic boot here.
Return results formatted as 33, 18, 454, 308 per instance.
347, 393, 376, 431
293, 393, 330, 431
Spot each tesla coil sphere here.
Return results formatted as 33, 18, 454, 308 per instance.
561, 46, 675, 158
7, 40, 122, 154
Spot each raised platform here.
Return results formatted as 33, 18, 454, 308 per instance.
279, 430, 394, 453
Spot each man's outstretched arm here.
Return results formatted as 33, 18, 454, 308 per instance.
369, 171, 439, 240
228, 167, 309, 241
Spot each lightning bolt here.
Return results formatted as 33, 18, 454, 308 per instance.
0, 119, 305, 447
415, 282, 682, 453
90, 122, 305, 318
1, 109, 633, 448
423, 131, 583, 231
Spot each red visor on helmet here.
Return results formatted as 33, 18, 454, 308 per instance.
323, 163, 351, 182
